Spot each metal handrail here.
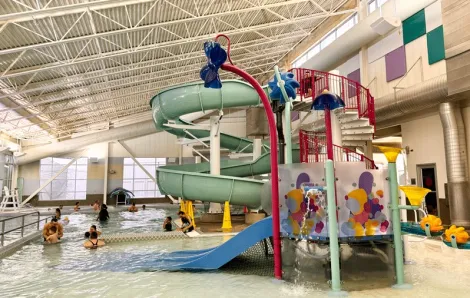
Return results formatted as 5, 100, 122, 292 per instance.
288, 67, 376, 127
299, 130, 377, 169
0, 211, 51, 246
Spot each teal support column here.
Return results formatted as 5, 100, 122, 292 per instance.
274, 65, 293, 164
325, 160, 345, 295
389, 162, 411, 289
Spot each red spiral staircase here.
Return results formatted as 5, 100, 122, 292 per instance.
289, 68, 376, 168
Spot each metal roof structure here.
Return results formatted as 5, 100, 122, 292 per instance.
0, 0, 354, 142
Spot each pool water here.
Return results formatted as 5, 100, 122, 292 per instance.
0, 209, 469, 298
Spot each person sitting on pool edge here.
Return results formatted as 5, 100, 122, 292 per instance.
45, 226, 60, 244
177, 211, 194, 233
84, 231, 105, 249
97, 204, 109, 221
128, 202, 138, 212
74, 202, 80, 212
163, 216, 173, 232
89, 225, 102, 236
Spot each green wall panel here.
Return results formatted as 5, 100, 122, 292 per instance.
403, 9, 426, 45
427, 25, 445, 64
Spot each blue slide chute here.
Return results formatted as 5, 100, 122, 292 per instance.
164, 216, 273, 270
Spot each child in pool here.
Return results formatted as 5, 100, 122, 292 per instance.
89, 225, 102, 236
163, 216, 173, 232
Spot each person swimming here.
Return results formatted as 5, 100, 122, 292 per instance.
142, 205, 146, 210
163, 216, 173, 232
84, 231, 91, 239
178, 211, 194, 233
97, 204, 109, 221
128, 202, 138, 212
74, 202, 80, 212
84, 231, 105, 249
46, 226, 60, 244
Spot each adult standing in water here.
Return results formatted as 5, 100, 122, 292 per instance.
97, 204, 109, 221
53, 208, 61, 220
84, 232, 105, 249
128, 202, 138, 212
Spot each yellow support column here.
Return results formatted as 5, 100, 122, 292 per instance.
180, 200, 187, 214
186, 201, 196, 229
221, 201, 232, 231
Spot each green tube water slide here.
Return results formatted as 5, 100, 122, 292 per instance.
150, 80, 299, 208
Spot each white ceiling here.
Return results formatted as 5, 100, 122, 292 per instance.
0, 0, 354, 142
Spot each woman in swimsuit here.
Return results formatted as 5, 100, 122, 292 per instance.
84, 231, 105, 249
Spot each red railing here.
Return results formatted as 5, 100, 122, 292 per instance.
299, 130, 377, 169
288, 68, 376, 127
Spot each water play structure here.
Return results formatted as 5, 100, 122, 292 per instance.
149, 34, 469, 293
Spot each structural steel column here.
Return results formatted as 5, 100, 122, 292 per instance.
103, 142, 109, 204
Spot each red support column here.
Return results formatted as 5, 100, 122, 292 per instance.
221, 63, 282, 279
324, 107, 333, 160
356, 82, 361, 115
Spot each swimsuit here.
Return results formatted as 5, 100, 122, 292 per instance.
88, 239, 99, 249
164, 222, 172, 232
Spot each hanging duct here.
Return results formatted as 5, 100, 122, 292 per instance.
439, 102, 470, 228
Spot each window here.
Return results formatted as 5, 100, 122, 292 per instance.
368, 0, 389, 14
39, 157, 88, 200
291, 13, 359, 68
336, 17, 355, 38
307, 45, 320, 59
0, 154, 14, 192
123, 158, 166, 198
320, 32, 336, 49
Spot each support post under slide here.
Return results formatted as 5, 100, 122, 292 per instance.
209, 116, 223, 213
21, 153, 84, 206
325, 160, 345, 295
221, 63, 282, 279
274, 65, 292, 164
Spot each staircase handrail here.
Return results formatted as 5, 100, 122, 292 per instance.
288, 68, 376, 127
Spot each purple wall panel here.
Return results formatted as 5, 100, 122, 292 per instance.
385, 46, 407, 82
347, 69, 361, 99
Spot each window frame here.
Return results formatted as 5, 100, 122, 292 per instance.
291, 13, 359, 68
39, 157, 88, 201
122, 158, 166, 198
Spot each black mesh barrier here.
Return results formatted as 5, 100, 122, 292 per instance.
220, 237, 396, 291
220, 238, 274, 277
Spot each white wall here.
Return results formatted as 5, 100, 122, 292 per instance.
401, 114, 447, 197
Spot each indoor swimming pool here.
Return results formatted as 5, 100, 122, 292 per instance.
0, 209, 469, 298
